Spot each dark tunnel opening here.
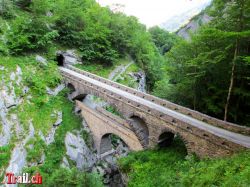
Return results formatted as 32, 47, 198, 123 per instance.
56, 54, 65, 66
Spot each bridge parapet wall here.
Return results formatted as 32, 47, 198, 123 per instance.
66, 65, 250, 136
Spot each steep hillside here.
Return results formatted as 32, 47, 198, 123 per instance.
161, 1, 211, 32
176, 12, 212, 40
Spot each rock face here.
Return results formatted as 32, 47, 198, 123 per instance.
128, 71, 146, 93
177, 13, 212, 40
65, 132, 97, 171
82, 95, 107, 110
56, 50, 81, 66
0, 64, 65, 181
161, 1, 211, 32
97, 138, 128, 187
0, 66, 35, 181
53, 111, 63, 127
38, 110, 63, 145
6, 122, 35, 184
35, 55, 47, 66
0, 66, 24, 146
61, 156, 70, 168
134, 71, 146, 93
46, 84, 65, 96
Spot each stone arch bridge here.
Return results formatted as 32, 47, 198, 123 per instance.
60, 65, 250, 158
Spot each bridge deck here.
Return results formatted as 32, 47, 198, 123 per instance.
60, 67, 250, 148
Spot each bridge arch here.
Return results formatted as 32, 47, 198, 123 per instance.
100, 133, 129, 154
129, 115, 149, 147
99, 132, 139, 155
67, 83, 76, 92
158, 131, 175, 148
157, 128, 189, 154
66, 82, 87, 101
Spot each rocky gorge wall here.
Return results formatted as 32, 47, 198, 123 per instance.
0, 56, 94, 185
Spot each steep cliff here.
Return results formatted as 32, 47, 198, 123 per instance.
176, 12, 212, 40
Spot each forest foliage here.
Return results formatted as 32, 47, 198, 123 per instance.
153, 0, 250, 126
0, 0, 165, 88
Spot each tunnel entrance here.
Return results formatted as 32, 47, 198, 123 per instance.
158, 132, 175, 148
56, 54, 65, 66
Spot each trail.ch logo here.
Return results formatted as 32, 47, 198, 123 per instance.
1, 172, 42, 185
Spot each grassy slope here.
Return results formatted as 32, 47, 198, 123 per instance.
74, 58, 130, 79
119, 139, 250, 187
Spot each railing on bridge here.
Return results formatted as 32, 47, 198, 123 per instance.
65, 65, 250, 136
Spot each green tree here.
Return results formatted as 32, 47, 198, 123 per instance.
149, 26, 179, 54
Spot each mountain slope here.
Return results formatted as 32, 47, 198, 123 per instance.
176, 12, 212, 40
161, 1, 211, 32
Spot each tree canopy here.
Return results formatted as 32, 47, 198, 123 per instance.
153, 0, 250, 126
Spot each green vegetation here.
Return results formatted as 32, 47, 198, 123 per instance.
153, 0, 250, 126
105, 105, 123, 118
149, 26, 179, 55
43, 168, 103, 187
0, 144, 14, 179
0, 0, 163, 88
75, 63, 114, 78
116, 63, 140, 89
0, 56, 62, 135
75, 58, 130, 78
25, 136, 46, 163
119, 139, 250, 187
